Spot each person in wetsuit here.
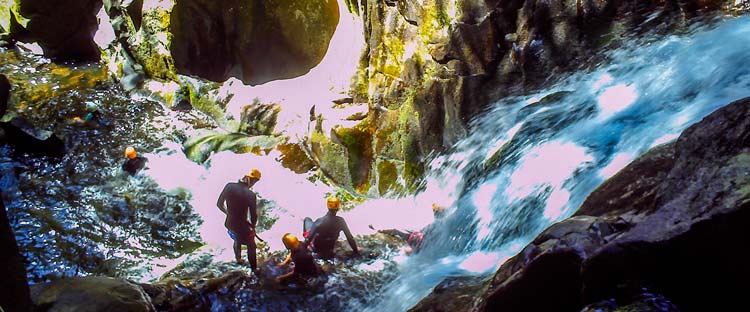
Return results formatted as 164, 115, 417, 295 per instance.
217, 168, 261, 271
302, 197, 359, 260
122, 146, 147, 176
378, 203, 447, 254
276, 233, 319, 284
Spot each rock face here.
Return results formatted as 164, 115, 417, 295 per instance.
170, 0, 339, 85
15, 0, 103, 62
30, 276, 156, 312
318, 0, 750, 195
411, 97, 750, 311
1, 193, 32, 312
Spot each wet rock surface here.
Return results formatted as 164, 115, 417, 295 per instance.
137, 233, 401, 312
30, 276, 156, 312
409, 97, 750, 311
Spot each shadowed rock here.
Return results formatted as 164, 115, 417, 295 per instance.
30, 276, 156, 312
1, 194, 32, 312
15, 0, 103, 62
170, 0, 339, 85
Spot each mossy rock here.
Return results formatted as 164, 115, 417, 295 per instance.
332, 124, 374, 191
276, 142, 317, 174
183, 131, 282, 163
239, 101, 281, 136
309, 131, 353, 189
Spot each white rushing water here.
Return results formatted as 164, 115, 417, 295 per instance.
353, 16, 750, 311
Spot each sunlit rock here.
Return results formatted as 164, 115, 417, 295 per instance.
170, 0, 340, 85
276, 142, 317, 174
102, 0, 176, 82
239, 101, 281, 136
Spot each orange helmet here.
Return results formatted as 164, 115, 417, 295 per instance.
124, 146, 137, 159
282, 233, 300, 250
327, 197, 341, 210
245, 168, 262, 180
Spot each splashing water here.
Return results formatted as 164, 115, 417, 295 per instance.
352, 17, 750, 311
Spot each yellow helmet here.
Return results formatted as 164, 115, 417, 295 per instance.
432, 203, 446, 214
124, 146, 137, 159
245, 168, 262, 180
282, 233, 300, 250
327, 197, 341, 210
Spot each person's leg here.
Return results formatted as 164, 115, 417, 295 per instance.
247, 239, 257, 271
233, 240, 243, 263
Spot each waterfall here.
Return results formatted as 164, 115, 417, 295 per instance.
355, 16, 750, 311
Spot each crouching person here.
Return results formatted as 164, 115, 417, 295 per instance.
276, 233, 319, 284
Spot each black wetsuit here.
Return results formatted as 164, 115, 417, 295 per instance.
305, 211, 358, 259
218, 182, 257, 243
290, 245, 318, 276
122, 156, 147, 176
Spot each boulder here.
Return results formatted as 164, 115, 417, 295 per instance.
16, 0, 103, 62
170, 0, 339, 85
30, 276, 155, 312
454, 97, 750, 311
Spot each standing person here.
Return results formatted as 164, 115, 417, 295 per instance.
122, 146, 147, 176
303, 197, 359, 260
276, 233, 319, 284
217, 169, 261, 272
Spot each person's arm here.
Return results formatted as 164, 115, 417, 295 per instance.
277, 253, 292, 267
303, 225, 317, 249
249, 193, 258, 228
216, 185, 228, 214
341, 219, 359, 255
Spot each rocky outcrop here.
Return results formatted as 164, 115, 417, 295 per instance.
0, 74, 65, 157
410, 97, 750, 311
139, 233, 403, 311
317, 0, 750, 195
1, 193, 32, 312
170, 0, 339, 85
14, 0, 103, 62
30, 276, 156, 312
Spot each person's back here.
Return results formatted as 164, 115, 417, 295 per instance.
217, 169, 261, 270
290, 244, 317, 276
310, 213, 347, 253
221, 182, 256, 235
304, 197, 358, 259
